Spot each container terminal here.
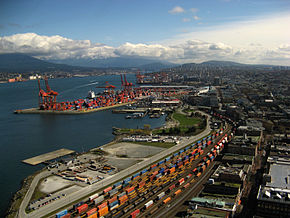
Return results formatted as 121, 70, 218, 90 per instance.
14, 74, 191, 115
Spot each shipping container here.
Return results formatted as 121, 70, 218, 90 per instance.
138, 181, 146, 188
163, 197, 171, 204
157, 192, 165, 200
197, 172, 201, 177
151, 164, 157, 169
183, 183, 190, 189
179, 178, 185, 185
108, 196, 118, 204
86, 208, 97, 217
61, 214, 71, 218
169, 184, 175, 190
109, 200, 119, 209
98, 206, 109, 217
174, 189, 182, 195
56, 209, 68, 218
73, 202, 84, 210
89, 193, 99, 201
108, 188, 118, 196
165, 157, 171, 162
141, 168, 148, 174
133, 172, 140, 178
103, 186, 112, 194
124, 177, 131, 183
97, 202, 107, 210
158, 160, 165, 165
130, 209, 140, 218
119, 195, 129, 204
94, 195, 105, 205
77, 204, 88, 214
145, 200, 154, 209
126, 186, 135, 194
169, 167, 175, 174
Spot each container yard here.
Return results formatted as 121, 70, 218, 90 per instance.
48, 114, 235, 218
14, 74, 191, 115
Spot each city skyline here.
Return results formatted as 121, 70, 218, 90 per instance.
0, 0, 290, 65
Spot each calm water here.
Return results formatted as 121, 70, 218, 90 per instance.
0, 74, 165, 216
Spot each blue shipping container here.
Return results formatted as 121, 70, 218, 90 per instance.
133, 172, 140, 178
124, 177, 131, 183
141, 169, 148, 174
109, 200, 119, 207
56, 209, 67, 218
165, 157, 171, 162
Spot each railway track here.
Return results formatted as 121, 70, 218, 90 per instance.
56, 115, 234, 218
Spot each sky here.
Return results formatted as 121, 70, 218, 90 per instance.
0, 0, 290, 65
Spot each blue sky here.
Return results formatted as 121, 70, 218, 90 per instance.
0, 0, 290, 65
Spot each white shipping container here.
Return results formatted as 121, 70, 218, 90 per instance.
89, 193, 99, 201
145, 200, 153, 208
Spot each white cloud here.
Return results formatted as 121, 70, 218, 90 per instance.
0, 33, 116, 59
193, 15, 201, 20
182, 18, 191, 22
0, 19, 290, 67
168, 6, 185, 14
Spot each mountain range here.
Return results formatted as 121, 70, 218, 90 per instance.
0, 53, 288, 73
0, 53, 176, 72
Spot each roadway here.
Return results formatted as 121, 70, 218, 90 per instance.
18, 111, 212, 218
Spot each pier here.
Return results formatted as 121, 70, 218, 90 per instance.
22, 148, 75, 166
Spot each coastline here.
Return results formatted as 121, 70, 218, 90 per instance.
14, 101, 135, 115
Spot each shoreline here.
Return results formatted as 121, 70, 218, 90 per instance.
14, 101, 135, 115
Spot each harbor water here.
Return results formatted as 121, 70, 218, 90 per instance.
0, 74, 165, 217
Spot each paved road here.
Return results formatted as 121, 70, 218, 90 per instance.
18, 111, 212, 218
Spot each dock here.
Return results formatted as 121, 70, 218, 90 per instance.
22, 148, 75, 165
112, 108, 148, 114
14, 102, 135, 115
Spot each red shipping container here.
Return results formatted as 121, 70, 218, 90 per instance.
77, 204, 88, 214
103, 186, 112, 193
108, 196, 117, 204
130, 209, 140, 218
169, 184, 175, 190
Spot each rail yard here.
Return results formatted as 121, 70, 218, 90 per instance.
49, 113, 234, 218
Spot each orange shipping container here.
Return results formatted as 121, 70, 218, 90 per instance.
170, 167, 175, 173
88, 212, 98, 218
184, 183, 190, 188
163, 197, 171, 204
126, 186, 135, 193
62, 214, 71, 218
87, 208, 97, 216
174, 189, 182, 195
197, 172, 202, 177
98, 206, 109, 217
98, 202, 107, 210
